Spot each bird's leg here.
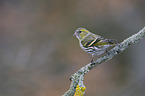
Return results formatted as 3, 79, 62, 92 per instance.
91, 54, 94, 63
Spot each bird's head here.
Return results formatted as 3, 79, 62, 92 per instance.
73, 28, 90, 40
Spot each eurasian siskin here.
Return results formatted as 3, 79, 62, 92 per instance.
73, 28, 117, 62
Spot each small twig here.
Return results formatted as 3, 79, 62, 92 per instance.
63, 27, 145, 96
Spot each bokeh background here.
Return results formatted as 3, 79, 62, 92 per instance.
0, 0, 145, 96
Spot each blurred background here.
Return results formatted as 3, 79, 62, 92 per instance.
0, 0, 145, 96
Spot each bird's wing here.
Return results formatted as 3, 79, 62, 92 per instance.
83, 38, 101, 47
81, 33, 117, 47
92, 38, 117, 46
83, 38, 117, 47
81, 33, 101, 47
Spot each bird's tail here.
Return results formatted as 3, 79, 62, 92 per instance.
104, 39, 118, 45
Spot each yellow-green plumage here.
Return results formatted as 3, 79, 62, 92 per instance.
73, 28, 117, 62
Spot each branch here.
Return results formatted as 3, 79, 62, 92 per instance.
63, 27, 145, 96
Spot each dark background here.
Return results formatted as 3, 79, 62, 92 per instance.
0, 0, 145, 96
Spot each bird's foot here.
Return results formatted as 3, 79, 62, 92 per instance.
91, 58, 95, 63
105, 50, 110, 55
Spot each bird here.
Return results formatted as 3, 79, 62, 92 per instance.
73, 28, 117, 62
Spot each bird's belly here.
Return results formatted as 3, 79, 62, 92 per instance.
80, 42, 109, 56
82, 46, 105, 55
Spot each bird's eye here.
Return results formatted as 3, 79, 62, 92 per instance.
78, 31, 82, 33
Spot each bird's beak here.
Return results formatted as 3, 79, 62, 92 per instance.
73, 33, 76, 36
